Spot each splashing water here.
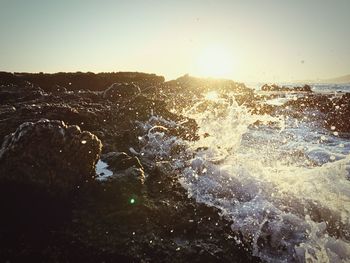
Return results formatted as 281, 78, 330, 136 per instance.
137, 93, 350, 262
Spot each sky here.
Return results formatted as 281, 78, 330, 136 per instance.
0, 0, 349, 82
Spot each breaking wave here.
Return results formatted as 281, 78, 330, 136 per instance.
137, 92, 350, 262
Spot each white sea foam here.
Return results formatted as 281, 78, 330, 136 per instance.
138, 92, 350, 262
95, 159, 113, 180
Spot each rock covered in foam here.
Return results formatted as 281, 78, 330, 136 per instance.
0, 119, 102, 194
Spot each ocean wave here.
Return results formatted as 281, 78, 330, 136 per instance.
138, 92, 350, 262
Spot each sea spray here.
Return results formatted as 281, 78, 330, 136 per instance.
137, 92, 350, 262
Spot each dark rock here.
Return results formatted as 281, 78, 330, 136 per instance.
102, 82, 141, 100
294, 84, 312, 92
284, 94, 332, 113
161, 74, 253, 112
325, 93, 350, 132
103, 151, 144, 171
111, 166, 145, 193
0, 119, 102, 261
0, 72, 260, 262
0, 119, 102, 195
279, 92, 350, 133
51, 85, 68, 93
261, 84, 291, 92
99, 152, 146, 195
76, 89, 103, 102
0, 71, 165, 92
65, 161, 260, 263
246, 101, 277, 115
0, 82, 47, 103
261, 83, 312, 93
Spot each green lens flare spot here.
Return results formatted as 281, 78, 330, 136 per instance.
130, 198, 136, 204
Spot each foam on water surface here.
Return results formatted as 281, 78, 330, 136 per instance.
137, 91, 350, 262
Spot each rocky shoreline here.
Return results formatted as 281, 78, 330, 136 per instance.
0, 72, 349, 262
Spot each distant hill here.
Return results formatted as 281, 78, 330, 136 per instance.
298, 74, 350, 84
321, 74, 350, 84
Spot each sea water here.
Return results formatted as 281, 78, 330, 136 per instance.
137, 86, 350, 262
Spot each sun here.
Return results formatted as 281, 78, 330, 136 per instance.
194, 45, 234, 78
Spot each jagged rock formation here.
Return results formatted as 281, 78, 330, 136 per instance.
261, 84, 312, 92
0, 119, 102, 194
1, 72, 260, 262
102, 82, 141, 100
0, 71, 165, 92
1, 71, 348, 262
325, 93, 350, 132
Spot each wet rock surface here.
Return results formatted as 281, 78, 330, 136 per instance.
103, 151, 144, 172
0, 119, 102, 194
242, 84, 350, 135
0, 119, 102, 262
261, 83, 312, 92
277, 92, 350, 133
1, 71, 349, 262
102, 82, 141, 100
325, 93, 350, 132
1, 72, 348, 262
0, 72, 260, 262
0, 71, 165, 92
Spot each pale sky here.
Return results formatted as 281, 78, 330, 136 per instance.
0, 0, 349, 82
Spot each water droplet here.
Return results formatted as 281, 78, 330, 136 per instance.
81, 140, 87, 144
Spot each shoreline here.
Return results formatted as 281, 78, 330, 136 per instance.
0, 71, 349, 262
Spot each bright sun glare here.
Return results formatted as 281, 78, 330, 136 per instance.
195, 45, 234, 78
